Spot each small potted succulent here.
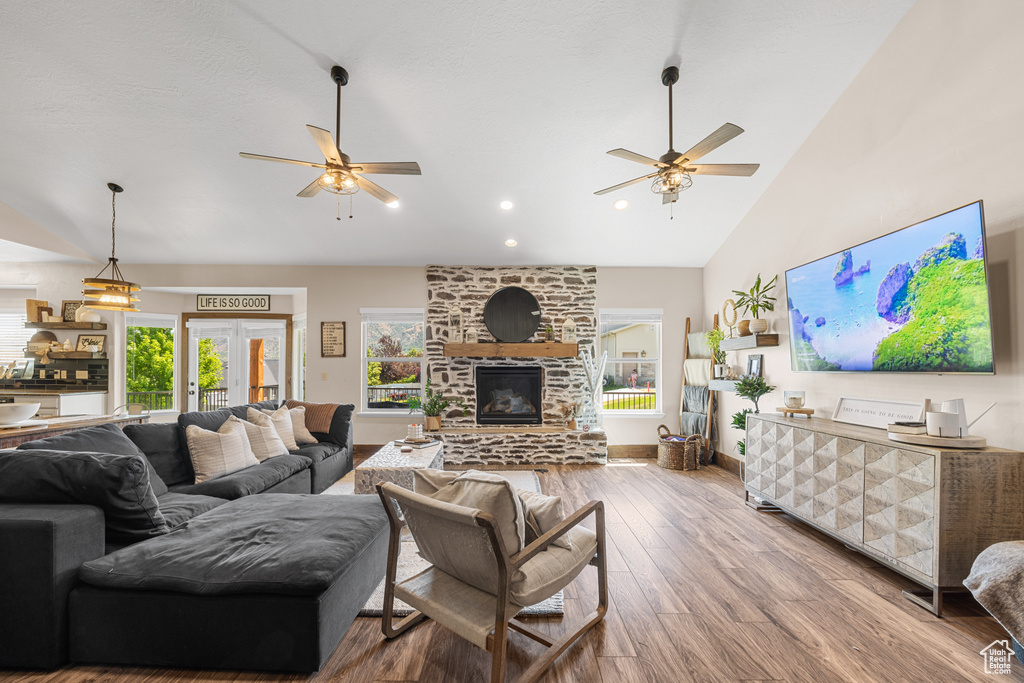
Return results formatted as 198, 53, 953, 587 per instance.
704, 327, 729, 379
407, 378, 465, 431
732, 273, 777, 336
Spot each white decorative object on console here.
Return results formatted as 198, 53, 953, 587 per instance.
832, 396, 925, 429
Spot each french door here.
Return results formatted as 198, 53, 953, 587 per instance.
184, 317, 290, 412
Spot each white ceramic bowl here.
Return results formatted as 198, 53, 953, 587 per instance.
0, 402, 41, 425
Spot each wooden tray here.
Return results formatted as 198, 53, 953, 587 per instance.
887, 432, 987, 449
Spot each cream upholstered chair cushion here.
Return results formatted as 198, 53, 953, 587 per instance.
227, 415, 286, 462
286, 405, 318, 445
184, 420, 259, 483
412, 468, 458, 495
510, 526, 597, 605
426, 470, 526, 555
249, 406, 299, 451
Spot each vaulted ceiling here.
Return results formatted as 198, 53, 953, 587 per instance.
0, 1, 913, 267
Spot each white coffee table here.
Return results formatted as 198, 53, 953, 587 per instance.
354, 440, 445, 494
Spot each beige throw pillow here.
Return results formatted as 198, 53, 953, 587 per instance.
250, 406, 298, 451
185, 420, 258, 483
517, 488, 572, 550
227, 415, 287, 462
287, 406, 318, 445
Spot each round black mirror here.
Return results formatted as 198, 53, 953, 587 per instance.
483, 287, 541, 342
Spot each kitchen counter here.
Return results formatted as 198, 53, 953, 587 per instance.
0, 392, 108, 417
0, 389, 108, 395
0, 413, 148, 449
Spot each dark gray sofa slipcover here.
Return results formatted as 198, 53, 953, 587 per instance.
71, 494, 389, 672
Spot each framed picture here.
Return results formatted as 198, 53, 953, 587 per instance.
832, 396, 926, 429
449, 307, 463, 343
321, 321, 346, 357
746, 354, 763, 378
8, 359, 34, 379
62, 300, 84, 322
75, 334, 106, 352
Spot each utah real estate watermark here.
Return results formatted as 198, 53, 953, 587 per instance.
981, 640, 1013, 675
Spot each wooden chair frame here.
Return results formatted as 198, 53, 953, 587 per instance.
376, 483, 607, 683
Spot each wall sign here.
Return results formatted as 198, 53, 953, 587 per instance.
832, 396, 925, 429
321, 321, 346, 357
196, 295, 271, 312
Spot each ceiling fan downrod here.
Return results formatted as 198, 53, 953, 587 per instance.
331, 66, 349, 150
662, 66, 679, 155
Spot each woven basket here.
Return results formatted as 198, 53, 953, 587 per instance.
656, 425, 702, 471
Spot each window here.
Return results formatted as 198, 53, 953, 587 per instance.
598, 309, 662, 414
293, 314, 307, 401
0, 312, 32, 366
361, 309, 424, 414
126, 313, 178, 411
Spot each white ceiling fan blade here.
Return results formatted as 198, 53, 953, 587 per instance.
685, 163, 760, 176
606, 149, 668, 168
350, 162, 422, 175
297, 177, 322, 198
306, 125, 343, 165
662, 192, 678, 205
674, 123, 744, 164
594, 173, 658, 195
239, 152, 327, 169
355, 176, 398, 205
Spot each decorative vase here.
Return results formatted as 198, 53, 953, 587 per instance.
714, 364, 727, 379
425, 415, 442, 431
749, 318, 768, 334
738, 320, 752, 336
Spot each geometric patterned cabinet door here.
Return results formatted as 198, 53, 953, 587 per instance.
864, 444, 935, 577
744, 413, 1024, 616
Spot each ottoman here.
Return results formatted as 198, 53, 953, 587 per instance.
69, 494, 388, 672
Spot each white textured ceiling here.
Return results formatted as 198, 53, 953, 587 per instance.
0, 1, 912, 267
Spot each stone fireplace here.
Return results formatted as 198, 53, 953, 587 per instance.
425, 265, 607, 466
475, 366, 543, 425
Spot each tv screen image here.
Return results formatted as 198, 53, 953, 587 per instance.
785, 201, 994, 373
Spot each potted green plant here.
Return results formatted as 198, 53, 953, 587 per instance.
407, 378, 465, 431
704, 327, 728, 378
731, 376, 775, 455
732, 273, 777, 336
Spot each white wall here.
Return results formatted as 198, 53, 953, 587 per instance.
703, 0, 1024, 460
0, 262, 700, 445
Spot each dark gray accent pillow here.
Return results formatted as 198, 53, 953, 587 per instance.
123, 422, 192, 486
18, 423, 168, 497
0, 449, 169, 544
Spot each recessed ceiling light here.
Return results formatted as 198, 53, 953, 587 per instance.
387, 200, 400, 208
504, 238, 517, 247
500, 200, 514, 210
614, 199, 629, 210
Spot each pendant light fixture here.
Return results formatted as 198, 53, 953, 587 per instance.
81, 183, 141, 312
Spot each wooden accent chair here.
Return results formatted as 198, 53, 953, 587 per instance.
375, 481, 607, 683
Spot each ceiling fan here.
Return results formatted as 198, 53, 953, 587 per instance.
240, 66, 420, 212
595, 66, 759, 207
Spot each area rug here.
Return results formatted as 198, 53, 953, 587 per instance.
346, 469, 564, 617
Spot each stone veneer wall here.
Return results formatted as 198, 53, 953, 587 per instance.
425, 265, 598, 428
441, 429, 608, 467
426, 265, 605, 465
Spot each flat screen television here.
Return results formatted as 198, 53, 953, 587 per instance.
785, 200, 994, 373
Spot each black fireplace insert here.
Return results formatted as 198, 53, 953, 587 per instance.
475, 366, 543, 425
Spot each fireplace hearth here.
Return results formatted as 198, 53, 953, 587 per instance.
476, 366, 543, 425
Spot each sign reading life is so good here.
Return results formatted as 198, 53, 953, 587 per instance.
196, 295, 271, 312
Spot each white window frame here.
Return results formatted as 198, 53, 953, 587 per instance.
598, 308, 663, 417
360, 308, 425, 417
125, 312, 179, 414
293, 314, 307, 401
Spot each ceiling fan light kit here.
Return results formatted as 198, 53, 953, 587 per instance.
239, 65, 421, 215
81, 182, 141, 312
595, 65, 760, 214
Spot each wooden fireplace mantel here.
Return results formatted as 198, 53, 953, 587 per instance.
443, 342, 579, 358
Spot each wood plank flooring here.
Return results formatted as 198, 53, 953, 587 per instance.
3, 460, 1022, 682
